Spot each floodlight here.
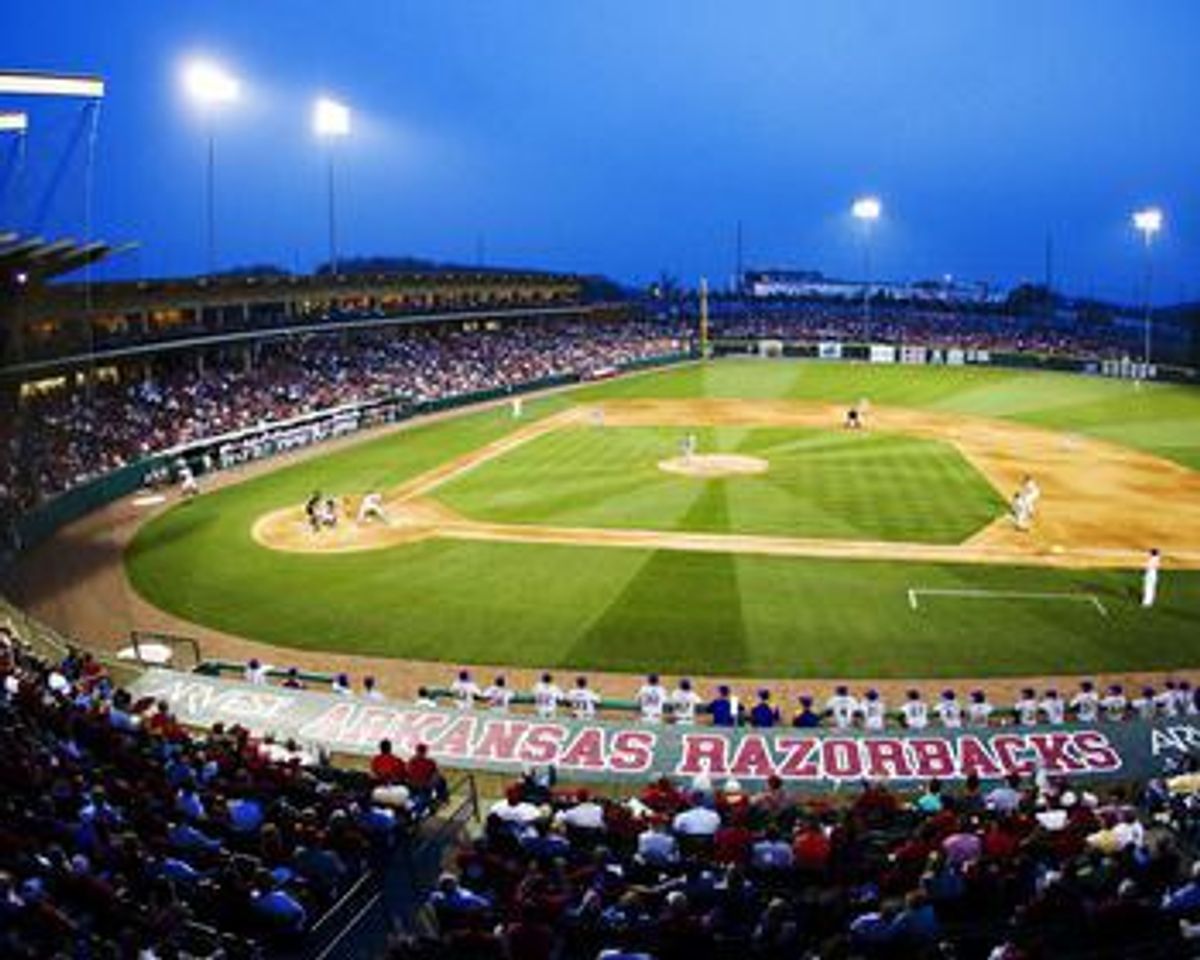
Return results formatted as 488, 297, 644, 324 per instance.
1132, 207, 1163, 239
852, 196, 882, 221
0, 111, 28, 133
0, 72, 104, 99
183, 60, 240, 106
313, 97, 351, 138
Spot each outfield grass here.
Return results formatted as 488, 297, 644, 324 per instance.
126, 360, 1200, 678
436, 425, 1004, 543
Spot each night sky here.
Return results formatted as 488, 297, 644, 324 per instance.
1, 1, 1198, 301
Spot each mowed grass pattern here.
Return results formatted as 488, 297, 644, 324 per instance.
126, 360, 1200, 678
436, 426, 1004, 543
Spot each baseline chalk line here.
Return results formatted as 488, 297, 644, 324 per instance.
908, 587, 1108, 617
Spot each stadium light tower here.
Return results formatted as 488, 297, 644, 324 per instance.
312, 96, 350, 276
183, 59, 240, 276
851, 196, 882, 344
1131, 206, 1163, 377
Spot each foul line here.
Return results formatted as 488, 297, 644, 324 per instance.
908, 587, 1108, 617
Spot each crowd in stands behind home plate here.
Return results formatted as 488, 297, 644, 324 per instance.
387, 757, 1200, 959
0, 319, 687, 536
0, 620, 447, 959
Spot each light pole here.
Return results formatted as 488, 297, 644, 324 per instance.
313, 96, 350, 276
183, 60, 239, 276
1131, 206, 1163, 377
851, 195, 882, 344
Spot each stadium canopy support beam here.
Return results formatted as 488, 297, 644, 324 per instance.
0, 72, 105, 99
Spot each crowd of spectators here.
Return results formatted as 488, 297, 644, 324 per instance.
0, 621, 437, 958
395, 758, 1200, 959
0, 318, 687, 535
692, 300, 1149, 359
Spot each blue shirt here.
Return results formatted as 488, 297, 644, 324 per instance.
709, 697, 735, 727
750, 703, 779, 728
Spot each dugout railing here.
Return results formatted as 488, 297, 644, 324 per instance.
189, 658, 1061, 728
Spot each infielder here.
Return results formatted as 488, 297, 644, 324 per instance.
1143, 548, 1161, 608
179, 464, 199, 498
357, 491, 389, 525
680, 433, 698, 461
1021, 475, 1041, 517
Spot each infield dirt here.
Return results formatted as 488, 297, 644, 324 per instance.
254, 398, 1200, 570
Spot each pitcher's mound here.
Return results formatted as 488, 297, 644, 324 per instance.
658, 454, 769, 478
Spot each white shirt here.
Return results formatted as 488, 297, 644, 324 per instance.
670, 688, 702, 725
1014, 697, 1039, 726
672, 806, 721, 836
450, 678, 482, 710
244, 664, 268, 686
483, 685, 514, 713
1100, 693, 1127, 720
637, 684, 668, 722
1156, 689, 1179, 718
1040, 696, 1065, 725
567, 686, 601, 719
935, 698, 963, 729
1132, 694, 1157, 720
967, 700, 993, 726
1071, 691, 1100, 723
556, 801, 605, 831
489, 798, 543, 824
900, 700, 928, 730
826, 694, 859, 730
532, 681, 562, 718
860, 697, 887, 731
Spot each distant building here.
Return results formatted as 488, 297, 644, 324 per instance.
744, 269, 1005, 306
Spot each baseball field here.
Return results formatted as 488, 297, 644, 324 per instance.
126, 359, 1200, 679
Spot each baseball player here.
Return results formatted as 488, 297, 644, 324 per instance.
859, 690, 887, 731
566, 676, 601, 720
532, 673, 563, 719
825, 685, 858, 730
1070, 681, 1100, 723
680, 433, 698, 461
900, 690, 929, 730
1100, 684, 1127, 721
1143, 548, 1161, 607
179, 463, 199, 498
935, 690, 963, 729
1039, 689, 1065, 725
357, 491, 389, 525
450, 670, 482, 711
1131, 686, 1158, 720
967, 690, 993, 727
1021, 475, 1041, 519
510, 396, 523, 420
1013, 688, 1040, 726
1010, 489, 1031, 531
483, 676, 514, 713
669, 678, 702, 725
636, 673, 668, 724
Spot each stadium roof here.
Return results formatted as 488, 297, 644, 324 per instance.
0, 233, 129, 283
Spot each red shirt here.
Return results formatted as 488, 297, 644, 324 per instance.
408, 754, 439, 788
371, 753, 407, 783
792, 827, 832, 871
